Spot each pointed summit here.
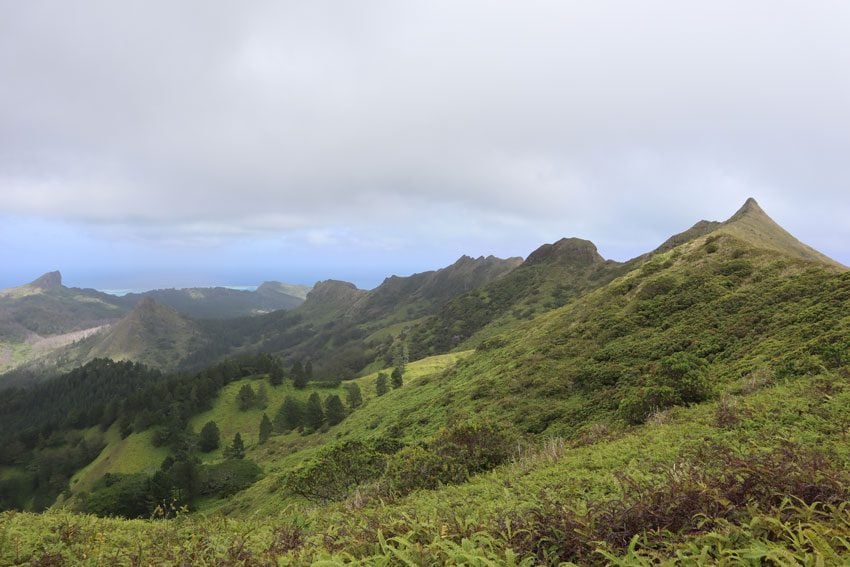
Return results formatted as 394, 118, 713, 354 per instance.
727, 197, 767, 222
718, 198, 844, 268
29, 271, 62, 290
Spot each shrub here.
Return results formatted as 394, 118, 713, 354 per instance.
83, 474, 151, 518
385, 446, 466, 494
658, 352, 712, 404
198, 460, 261, 498
385, 421, 515, 496
283, 440, 385, 502
619, 386, 679, 425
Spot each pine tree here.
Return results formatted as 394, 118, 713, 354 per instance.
305, 360, 313, 380
391, 366, 404, 389
224, 432, 246, 459
269, 360, 284, 386
198, 420, 220, 452
344, 382, 363, 409
256, 383, 269, 409
376, 373, 389, 396
325, 394, 346, 426
259, 413, 273, 444
305, 392, 324, 431
274, 395, 304, 432
237, 384, 256, 411
292, 361, 307, 389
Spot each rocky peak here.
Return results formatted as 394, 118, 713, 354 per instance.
29, 271, 62, 290
524, 238, 604, 267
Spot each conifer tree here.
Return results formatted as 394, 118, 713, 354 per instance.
274, 395, 304, 432
269, 360, 284, 386
198, 420, 220, 452
344, 382, 363, 409
376, 373, 389, 396
237, 384, 256, 411
259, 413, 272, 444
292, 361, 307, 389
325, 394, 346, 426
225, 432, 246, 459
391, 366, 404, 389
305, 392, 324, 431
256, 383, 269, 409
305, 360, 313, 381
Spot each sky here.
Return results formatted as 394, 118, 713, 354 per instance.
1, 1, 848, 290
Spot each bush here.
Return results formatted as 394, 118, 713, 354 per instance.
618, 386, 679, 425
385, 446, 465, 494
283, 440, 386, 502
658, 352, 712, 404
198, 460, 261, 498
84, 474, 151, 518
385, 421, 515, 496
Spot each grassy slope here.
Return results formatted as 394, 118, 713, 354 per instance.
7, 368, 850, 564
58, 352, 470, 514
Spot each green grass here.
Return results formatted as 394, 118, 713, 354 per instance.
65, 428, 170, 499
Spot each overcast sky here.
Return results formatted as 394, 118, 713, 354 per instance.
1, 1, 848, 290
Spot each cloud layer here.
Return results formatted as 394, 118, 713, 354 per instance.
1, 1, 848, 286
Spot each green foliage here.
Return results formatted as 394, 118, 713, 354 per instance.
618, 385, 679, 424
268, 357, 285, 386
344, 382, 363, 409
304, 392, 324, 432
258, 413, 272, 444
236, 384, 256, 411
324, 395, 346, 426
291, 360, 307, 389
657, 351, 711, 403
83, 473, 151, 518
273, 395, 304, 432
385, 421, 515, 495
283, 440, 386, 502
223, 433, 245, 460
198, 459, 261, 498
375, 372, 389, 396
391, 366, 404, 388
198, 420, 220, 453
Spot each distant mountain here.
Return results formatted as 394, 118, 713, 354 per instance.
121, 281, 309, 319
0, 274, 310, 381
348, 255, 523, 325
409, 239, 629, 356
0, 272, 127, 375
84, 297, 206, 371
196, 255, 525, 380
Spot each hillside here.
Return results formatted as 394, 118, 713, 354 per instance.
0, 272, 127, 376
198, 255, 523, 381
3, 199, 850, 563
408, 238, 631, 356
121, 281, 309, 319
82, 297, 207, 371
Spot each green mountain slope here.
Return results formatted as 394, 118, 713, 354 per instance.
716, 197, 845, 267
201, 255, 523, 380
4, 199, 850, 563
408, 238, 630, 357
0, 272, 127, 376
82, 297, 207, 371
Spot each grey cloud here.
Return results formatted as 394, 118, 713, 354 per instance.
1, 0, 848, 261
